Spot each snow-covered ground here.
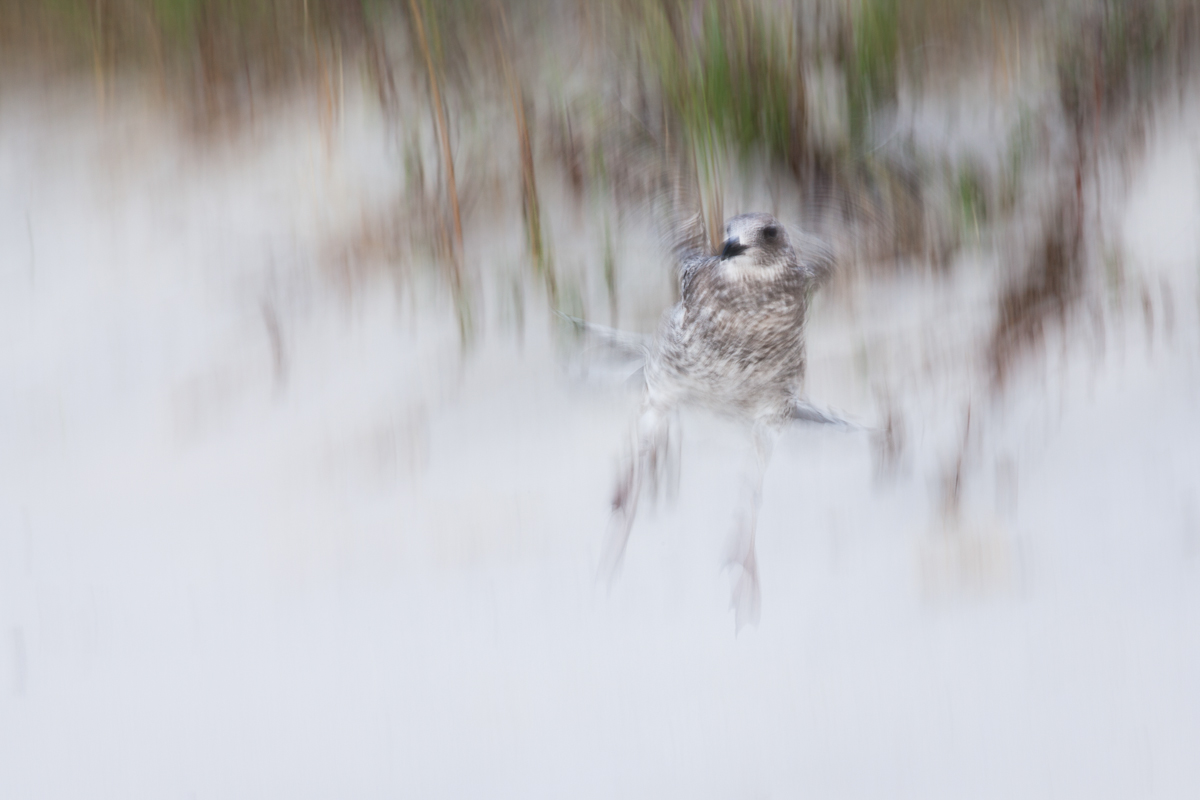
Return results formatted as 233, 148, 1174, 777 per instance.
2, 81, 1199, 799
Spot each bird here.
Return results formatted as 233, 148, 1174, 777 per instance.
600, 211, 837, 630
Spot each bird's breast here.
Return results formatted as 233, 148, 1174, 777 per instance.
649, 292, 808, 413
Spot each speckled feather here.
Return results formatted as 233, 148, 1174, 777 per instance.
603, 212, 838, 629
645, 213, 834, 421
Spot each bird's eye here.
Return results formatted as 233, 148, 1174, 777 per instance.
762, 226, 779, 241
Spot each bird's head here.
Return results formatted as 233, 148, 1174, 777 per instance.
719, 213, 791, 269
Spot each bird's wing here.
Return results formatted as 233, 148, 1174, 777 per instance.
661, 205, 708, 288
554, 311, 651, 360
789, 230, 837, 288
656, 171, 711, 284
790, 398, 869, 431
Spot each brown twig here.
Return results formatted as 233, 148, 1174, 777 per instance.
495, 2, 556, 301
407, 0, 464, 301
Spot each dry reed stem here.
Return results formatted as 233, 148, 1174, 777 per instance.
495, 2, 556, 301
310, 19, 335, 153
92, 0, 106, 116
407, 0, 464, 300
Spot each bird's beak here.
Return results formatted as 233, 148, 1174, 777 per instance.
720, 237, 747, 260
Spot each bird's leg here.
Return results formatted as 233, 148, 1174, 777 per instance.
601, 401, 671, 583
728, 420, 776, 630
663, 407, 682, 505
646, 406, 681, 506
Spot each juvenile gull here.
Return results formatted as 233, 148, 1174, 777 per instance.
603, 212, 836, 630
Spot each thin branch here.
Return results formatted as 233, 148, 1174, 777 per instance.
408, 0, 464, 298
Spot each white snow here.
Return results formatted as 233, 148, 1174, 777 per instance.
2, 80, 1199, 799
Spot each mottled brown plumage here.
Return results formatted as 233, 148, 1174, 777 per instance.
647, 212, 832, 422
603, 212, 835, 630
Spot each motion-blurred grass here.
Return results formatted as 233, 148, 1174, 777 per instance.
5, 0, 1199, 363
632, 0, 806, 169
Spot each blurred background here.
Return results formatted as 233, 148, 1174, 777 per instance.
2, 0, 1199, 796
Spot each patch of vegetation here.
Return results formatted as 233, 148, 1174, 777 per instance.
846, 0, 899, 149
998, 107, 1035, 214
987, 189, 1083, 390
0, 0, 375, 108
1057, 0, 1199, 138
955, 161, 988, 239
629, 0, 807, 171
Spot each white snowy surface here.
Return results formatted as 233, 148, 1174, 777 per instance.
2, 85, 1199, 799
